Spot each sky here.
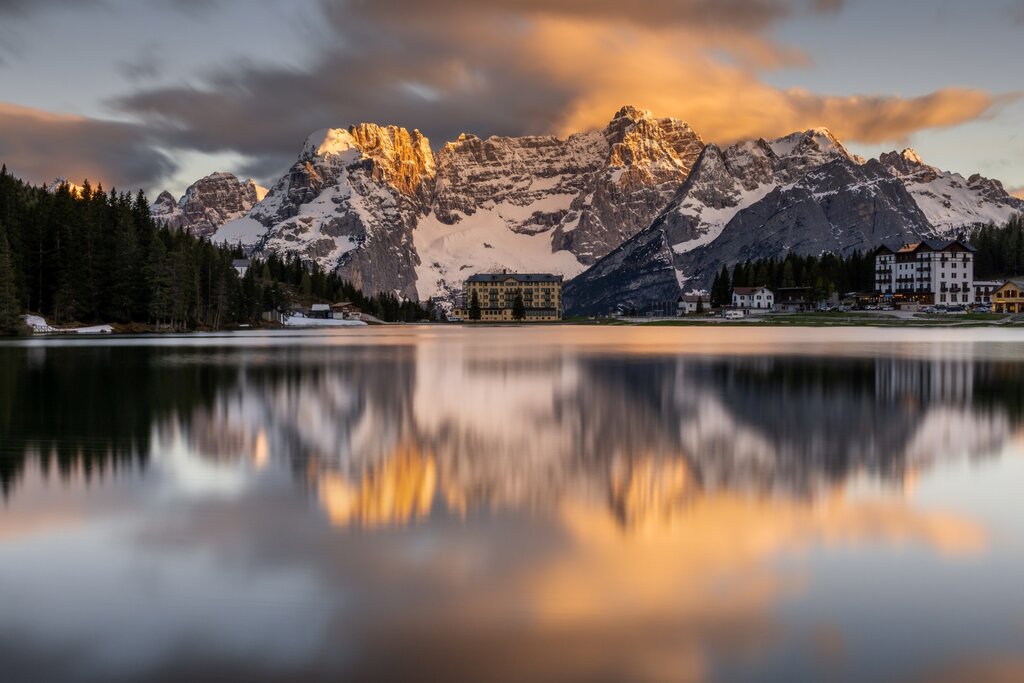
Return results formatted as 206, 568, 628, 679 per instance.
0, 0, 1021, 199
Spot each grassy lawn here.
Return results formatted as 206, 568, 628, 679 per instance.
912, 312, 1006, 321
556, 311, 1019, 327
622, 312, 1015, 327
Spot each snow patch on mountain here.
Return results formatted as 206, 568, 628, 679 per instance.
413, 208, 587, 298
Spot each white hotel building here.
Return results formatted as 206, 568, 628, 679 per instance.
874, 240, 976, 306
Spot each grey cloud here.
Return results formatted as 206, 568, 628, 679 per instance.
0, 0, 102, 16
0, 103, 176, 190
116, 51, 164, 82
113, 36, 577, 181
810, 0, 844, 13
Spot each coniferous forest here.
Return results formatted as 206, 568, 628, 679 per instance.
709, 250, 875, 307
0, 168, 427, 334
970, 215, 1024, 279
704, 217, 1024, 308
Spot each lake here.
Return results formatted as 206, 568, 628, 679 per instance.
2, 326, 1023, 683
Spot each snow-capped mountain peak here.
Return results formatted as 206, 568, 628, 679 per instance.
564, 126, 1023, 315
302, 128, 362, 160
150, 172, 265, 238
900, 148, 925, 166
209, 107, 704, 300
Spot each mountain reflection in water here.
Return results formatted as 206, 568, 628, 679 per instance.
1, 328, 1023, 683
3, 338, 1020, 523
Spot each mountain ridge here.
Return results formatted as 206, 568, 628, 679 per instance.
149, 109, 1021, 307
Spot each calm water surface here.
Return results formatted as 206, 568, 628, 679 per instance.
2, 326, 1024, 682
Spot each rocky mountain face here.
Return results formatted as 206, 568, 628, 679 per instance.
151, 172, 266, 238
217, 125, 436, 298
169, 109, 1020, 306
563, 130, 1024, 315
877, 148, 1023, 229
212, 107, 703, 299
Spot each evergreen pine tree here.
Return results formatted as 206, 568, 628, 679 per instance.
0, 225, 21, 334
712, 264, 731, 307
512, 292, 525, 320
782, 260, 796, 287
146, 237, 173, 326
469, 291, 481, 320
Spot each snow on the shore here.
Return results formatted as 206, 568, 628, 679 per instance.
283, 315, 367, 327
23, 315, 113, 334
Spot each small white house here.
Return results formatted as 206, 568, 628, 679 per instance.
732, 286, 774, 311
232, 258, 251, 277
677, 293, 707, 316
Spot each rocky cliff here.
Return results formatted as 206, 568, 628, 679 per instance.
181, 111, 1021, 306
151, 172, 266, 238
564, 130, 1023, 315
213, 107, 704, 299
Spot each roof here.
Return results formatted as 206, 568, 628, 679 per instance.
311, 303, 331, 311
893, 239, 977, 254
331, 301, 361, 309
466, 273, 564, 283
678, 294, 705, 303
733, 286, 771, 295
776, 287, 811, 301
996, 278, 1024, 290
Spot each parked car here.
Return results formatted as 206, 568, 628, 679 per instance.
880, 305, 895, 311
922, 306, 937, 313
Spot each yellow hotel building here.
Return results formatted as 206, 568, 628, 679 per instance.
458, 273, 563, 322
992, 278, 1024, 313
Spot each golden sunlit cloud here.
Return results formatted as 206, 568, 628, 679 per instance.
1011, 187, 1024, 200
524, 18, 1008, 145
99, 0, 1015, 187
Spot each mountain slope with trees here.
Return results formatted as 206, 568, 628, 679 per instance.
0, 167, 425, 334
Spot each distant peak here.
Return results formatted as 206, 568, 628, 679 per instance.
766, 126, 852, 161
612, 105, 654, 121
806, 126, 835, 138
202, 171, 240, 181
303, 128, 358, 158
900, 148, 924, 165
47, 177, 83, 196
247, 179, 269, 201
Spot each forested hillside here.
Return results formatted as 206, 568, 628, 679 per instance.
971, 215, 1024, 279
0, 167, 425, 334
708, 251, 875, 307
